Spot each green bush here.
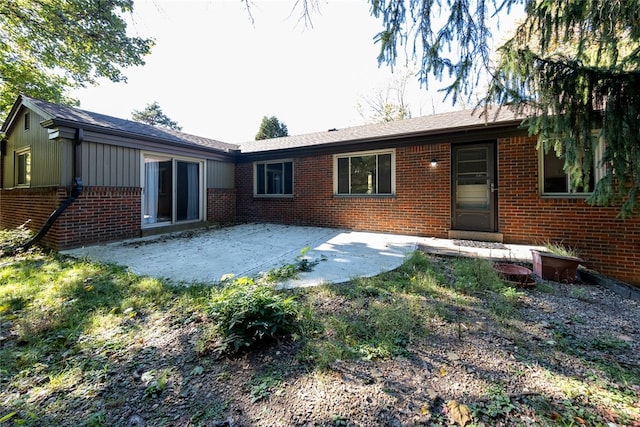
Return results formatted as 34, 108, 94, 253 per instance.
208, 277, 301, 354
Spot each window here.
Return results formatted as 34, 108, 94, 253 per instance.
254, 160, 293, 196
24, 112, 30, 131
541, 137, 604, 195
335, 150, 394, 195
16, 149, 31, 186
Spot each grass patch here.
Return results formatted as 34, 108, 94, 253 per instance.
314, 292, 427, 364
303, 252, 441, 367
300, 255, 529, 369
451, 257, 524, 319
0, 256, 171, 378
542, 240, 581, 258
0, 249, 191, 425
248, 365, 285, 402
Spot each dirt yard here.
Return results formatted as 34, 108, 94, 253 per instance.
86, 269, 640, 426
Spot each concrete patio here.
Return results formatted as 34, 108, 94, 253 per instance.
62, 223, 544, 287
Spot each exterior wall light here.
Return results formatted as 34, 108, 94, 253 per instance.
430, 158, 438, 167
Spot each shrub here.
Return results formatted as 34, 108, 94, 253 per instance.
208, 276, 301, 354
0, 224, 33, 255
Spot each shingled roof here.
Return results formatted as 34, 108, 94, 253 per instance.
4, 95, 239, 154
3, 95, 527, 157
240, 107, 527, 153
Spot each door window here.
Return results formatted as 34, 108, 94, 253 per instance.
143, 155, 202, 226
452, 143, 497, 232
455, 147, 490, 209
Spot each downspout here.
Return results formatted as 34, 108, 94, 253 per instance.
13, 128, 84, 252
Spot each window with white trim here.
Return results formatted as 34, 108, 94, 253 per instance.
334, 149, 394, 195
16, 149, 31, 186
541, 136, 605, 195
254, 160, 293, 196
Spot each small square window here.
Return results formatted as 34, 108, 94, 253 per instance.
16, 149, 31, 186
541, 137, 603, 195
254, 160, 293, 196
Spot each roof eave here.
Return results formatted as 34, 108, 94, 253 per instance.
2, 95, 24, 133
42, 117, 240, 156
350, 118, 527, 144
2, 95, 59, 134
239, 118, 527, 160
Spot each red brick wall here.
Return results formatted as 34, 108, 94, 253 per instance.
1, 185, 238, 250
498, 136, 640, 285
55, 187, 141, 249
237, 139, 640, 286
237, 144, 451, 237
0, 186, 141, 250
0, 187, 62, 245
207, 188, 236, 224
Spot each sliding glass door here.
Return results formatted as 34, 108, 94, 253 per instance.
143, 154, 203, 226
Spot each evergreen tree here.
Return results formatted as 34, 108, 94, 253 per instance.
371, 0, 640, 216
255, 116, 289, 140
132, 102, 182, 131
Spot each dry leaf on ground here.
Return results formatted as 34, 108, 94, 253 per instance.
446, 400, 472, 426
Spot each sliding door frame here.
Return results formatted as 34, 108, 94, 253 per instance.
141, 152, 206, 228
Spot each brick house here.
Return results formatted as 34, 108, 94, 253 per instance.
1, 96, 639, 285
236, 111, 639, 286
0, 95, 238, 249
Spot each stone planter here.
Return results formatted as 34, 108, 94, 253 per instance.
530, 249, 583, 283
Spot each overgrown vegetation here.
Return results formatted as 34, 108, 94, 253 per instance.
542, 240, 581, 259
0, 223, 32, 255
204, 276, 303, 355
0, 229, 638, 426
262, 246, 320, 282
302, 251, 440, 367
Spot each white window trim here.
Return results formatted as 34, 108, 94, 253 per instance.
141, 152, 206, 228
539, 136, 605, 197
15, 148, 31, 187
333, 148, 396, 196
593, 134, 607, 183
253, 159, 294, 198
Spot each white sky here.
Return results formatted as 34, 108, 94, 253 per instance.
71, 0, 520, 143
